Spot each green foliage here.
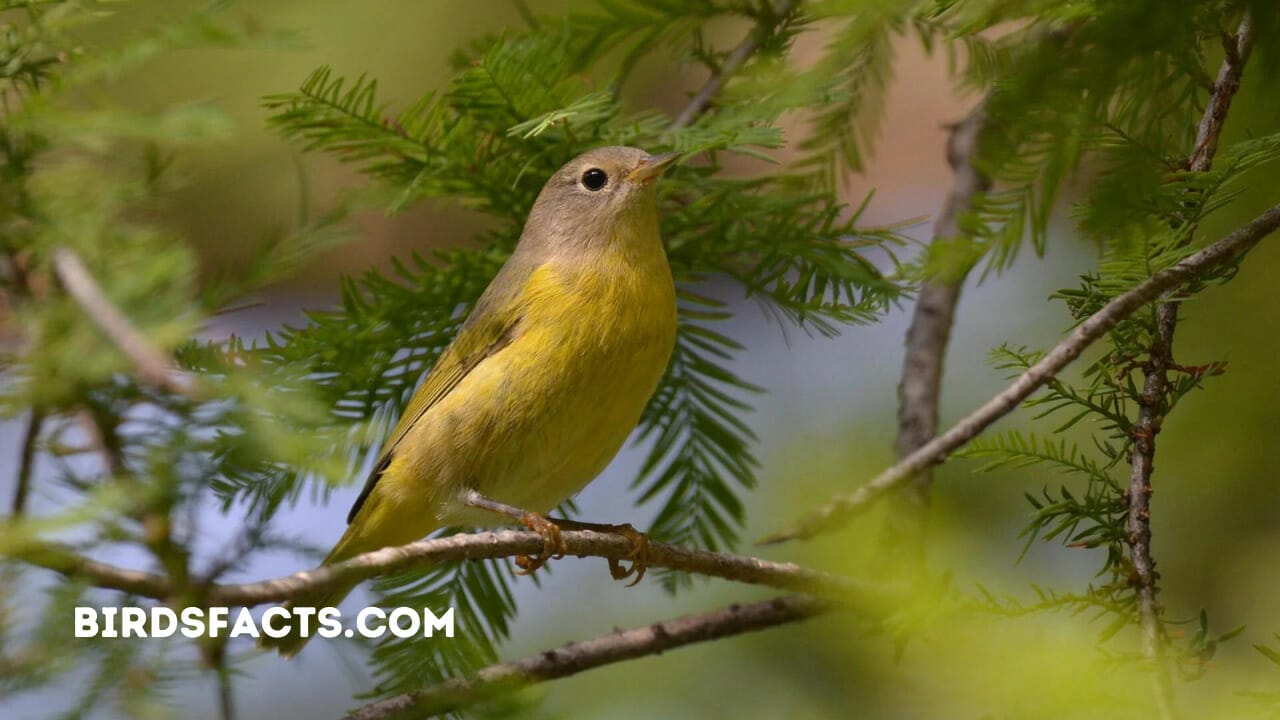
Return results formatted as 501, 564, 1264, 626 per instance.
909, 0, 1280, 276
635, 295, 762, 590
1240, 634, 1280, 714
796, 0, 915, 183
949, 0, 1280, 690
0, 1, 347, 715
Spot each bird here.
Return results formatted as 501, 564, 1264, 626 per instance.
264, 146, 680, 656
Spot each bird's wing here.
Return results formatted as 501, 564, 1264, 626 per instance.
346, 266, 530, 524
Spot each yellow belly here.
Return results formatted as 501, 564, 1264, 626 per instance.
375, 253, 677, 534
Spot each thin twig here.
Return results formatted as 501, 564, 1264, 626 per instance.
1129, 296, 1179, 720
343, 594, 830, 720
216, 663, 237, 720
762, 200, 1280, 544
1187, 15, 1254, 175
669, 0, 798, 130
884, 103, 991, 564
10, 408, 43, 517
76, 408, 127, 476
12, 543, 166, 597
13, 529, 883, 607
197, 518, 270, 586
51, 247, 195, 396
1127, 15, 1254, 719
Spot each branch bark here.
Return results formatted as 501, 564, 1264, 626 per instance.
1126, 15, 1254, 718
343, 594, 829, 720
763, 200, 1280, 544
13, 528, 882, 607
884, 103, 991, 564
51, 247, 195, 396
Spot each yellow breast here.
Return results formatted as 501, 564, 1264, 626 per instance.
477, 246, 676, 511
371, 216, 677, 533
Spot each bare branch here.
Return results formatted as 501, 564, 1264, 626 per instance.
51, 247, 195, 396
1188, 14, 1255, 175
14, 528, 882, 607
1128, 297, 1179, 720
762, 200, 1280, 544
1127, 14, 1254, 718
669, 0, 798, 130
10, 408, 42, 517
13, 542, 170, 598
343, 594, 829, 720
884, 103, 991, 563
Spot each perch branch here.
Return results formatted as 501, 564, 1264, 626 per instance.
13, 528, 882, 607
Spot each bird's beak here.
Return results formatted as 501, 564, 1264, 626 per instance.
627, 152, 680, 183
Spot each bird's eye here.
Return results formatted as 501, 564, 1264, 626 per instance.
581, 168, 608, 191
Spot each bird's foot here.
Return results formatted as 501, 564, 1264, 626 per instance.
601, 522, 649, 587
513, 511, 568, 575
551, 519, 649, 586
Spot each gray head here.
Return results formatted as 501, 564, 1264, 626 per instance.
520, 146, 679, 253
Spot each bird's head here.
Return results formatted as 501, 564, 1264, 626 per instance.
523, 146, 679, 252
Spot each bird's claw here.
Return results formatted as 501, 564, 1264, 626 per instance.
604, 523, 649, 587
514, 511, 567, 575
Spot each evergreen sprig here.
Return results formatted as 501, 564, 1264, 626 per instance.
952, 2, 1276, 674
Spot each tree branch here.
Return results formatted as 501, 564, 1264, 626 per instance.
1188, 15, 1254, 175
1128, 296, 1179, 720
668, 0, 798, 130
762, 200, 1280, 544
343, 594, 829, 720
10, 408, 43, 517
13, 528, 882, 607
1126, 15, 1254, 718
884, 103, 991, 564
51, 247, 195, 396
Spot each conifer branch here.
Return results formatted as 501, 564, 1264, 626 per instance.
885, 103, 990, 563
51, 248, 195, 396
1127, 15, 1254, 717
13, 529, 880, 606
669, 0, 798, 130
763, 199, 1280, 544
343, 594, 830, 720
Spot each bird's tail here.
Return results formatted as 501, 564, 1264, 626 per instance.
258, 524, 367, 658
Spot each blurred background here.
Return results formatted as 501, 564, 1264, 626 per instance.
2, 1, 1279, 718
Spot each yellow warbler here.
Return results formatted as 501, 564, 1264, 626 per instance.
266, 147, 679, 656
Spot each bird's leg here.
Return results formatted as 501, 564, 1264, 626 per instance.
464, 491, 567, 575
546, 518, 650, 586
462, 492, 650, 584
